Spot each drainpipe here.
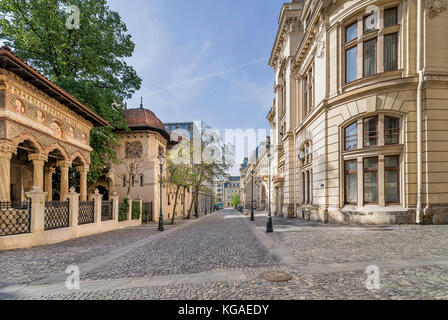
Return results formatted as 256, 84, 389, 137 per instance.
416, 0, 424, 224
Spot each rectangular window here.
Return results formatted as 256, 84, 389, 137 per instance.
306, 171, 311, 204
363, 116, 378, 147
140, 175, 144, 187
364, 157, 378, 204
345, 122, 358, 151
345, 46, 357, 83
363, 38, 377, 77
303, 76, 308, 115
346, 22, 357, 42
345, 160, 357, 204
385, 116, 400, 145
384, 7, 398, 26
385, 156, 400, 203
308, 67, 314, 111
302, 172, 306, 204
384, 33, 398, 71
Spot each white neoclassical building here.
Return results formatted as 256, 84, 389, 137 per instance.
248, 0, 448, 225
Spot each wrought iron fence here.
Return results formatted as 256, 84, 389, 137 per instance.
78, 201, 95, 225
101, 201, 113, 221
44, 201, 70, 230
0, 199, 31, 237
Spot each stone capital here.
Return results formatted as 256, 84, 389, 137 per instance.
57, 160, 72, 168
0, 143, 16, 158
76, 166, 90, 173
28, 153, 48, 163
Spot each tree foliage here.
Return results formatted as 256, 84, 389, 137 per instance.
232, 194, 240, 208
0, 0, 141, 181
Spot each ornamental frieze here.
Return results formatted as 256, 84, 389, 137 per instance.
0, 69, 92, 133
4, 88, 90, 146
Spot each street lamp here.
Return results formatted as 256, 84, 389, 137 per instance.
157, 153, 165, 231
251, 168, 255, 221
266, 137, 273, 233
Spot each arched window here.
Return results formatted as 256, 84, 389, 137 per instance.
342, 114, 402, 206
140, 175, 144, 187
122, 175, 127, 187
131, 175, 135, 187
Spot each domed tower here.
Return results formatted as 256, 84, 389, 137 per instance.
96, 101, 175, 220
123, 106, 170, 142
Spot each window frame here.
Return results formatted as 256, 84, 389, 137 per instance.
363, 37, 377, 77
384, 7, 398, 27
385, 155, 400, 204
384, 32, 398, 72
342, 5, 401, 86
344, 121, 358, 151
363, 116, 379, 148
384, 116, 400, 145
345, 44, 358, 84
344, 159, 358, 205
363, 157, 379, 205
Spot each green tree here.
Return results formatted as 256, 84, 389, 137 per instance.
0, 0, 142, 181
232, 194, 240, 208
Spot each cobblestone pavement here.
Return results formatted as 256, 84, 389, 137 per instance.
1, 210, 448, 300
0, 217, 195, 286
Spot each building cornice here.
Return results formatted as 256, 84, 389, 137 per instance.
269, 2, 304, 68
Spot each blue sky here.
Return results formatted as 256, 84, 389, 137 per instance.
107, 0, 282, 136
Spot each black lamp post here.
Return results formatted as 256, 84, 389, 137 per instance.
157, 154, 165, 232
250, 169, 255, 221
266, 137, 273, 233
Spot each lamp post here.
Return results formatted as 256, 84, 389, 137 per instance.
251, 169, 255, 221
266, 137, 273, 233
157, 154, 165, 232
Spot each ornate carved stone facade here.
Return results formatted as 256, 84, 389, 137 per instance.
0, 47, 108, 202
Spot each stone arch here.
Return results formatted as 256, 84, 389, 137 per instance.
11, 132, 44, 153
44, 143, 69, 161
69, 151, 88, 167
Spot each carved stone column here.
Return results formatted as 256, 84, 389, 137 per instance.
0, 144, 16, 201
57, 160, 71, 201
76, 166, 89, 202
44, 167, 56, 201
28, 154, 48, 191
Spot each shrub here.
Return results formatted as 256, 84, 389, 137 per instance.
119, 198, 129, 221
132, 200, 140, 220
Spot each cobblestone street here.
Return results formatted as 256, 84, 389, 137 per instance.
1, 209, 448, 300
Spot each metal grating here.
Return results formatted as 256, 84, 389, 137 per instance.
78, 201, 95, 225
44, 201, 69, 230
101, 201, 113, 221
0, 200, 31, 237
